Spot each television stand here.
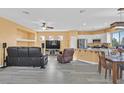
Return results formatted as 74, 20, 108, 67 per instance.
48, 49, 60, 56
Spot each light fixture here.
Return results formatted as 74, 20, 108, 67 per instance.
57, 35, 63, 41
42, 27, 46, 31
22, 11, 30, 15
80, 9, 86, 13
110, 8, 124, 29
83, 23, 86, 26
40, 36, 45, 41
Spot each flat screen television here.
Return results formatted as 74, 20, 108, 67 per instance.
93, 39, 101, 43
46, 40, 60, 49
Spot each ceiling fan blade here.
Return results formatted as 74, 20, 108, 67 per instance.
47, 26, 54, 29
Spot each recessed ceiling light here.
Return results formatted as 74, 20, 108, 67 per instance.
22, 11, 30, 15
83, 23, 86, 26
80, 10, 85, 13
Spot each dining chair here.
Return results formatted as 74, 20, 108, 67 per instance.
98, 51, 112, 79
116, 51, 124, 79
119, 58, 124, 79
119, 65, 124, 79
98, 51, 102, 74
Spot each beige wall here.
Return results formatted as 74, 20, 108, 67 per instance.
0, 17, 36, 66
0, 17, 17, 65
37, 31, 70, 51
0, 17, 17, 46
36, 31, 79, 51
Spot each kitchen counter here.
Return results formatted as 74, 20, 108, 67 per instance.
73, 48, 113, 64
73, 49, 100, 64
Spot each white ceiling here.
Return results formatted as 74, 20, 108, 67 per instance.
0, 8, 122, 32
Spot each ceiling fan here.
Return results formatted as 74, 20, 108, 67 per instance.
41, 22, 54, 30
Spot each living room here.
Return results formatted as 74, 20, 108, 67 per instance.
0, 0, 124, 92
0, 8, 124, 82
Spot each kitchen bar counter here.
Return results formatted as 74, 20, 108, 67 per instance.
73, 48, 111, 64
73, 49, 99, 64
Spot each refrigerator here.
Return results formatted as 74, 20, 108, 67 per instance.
77, 39, 87, 49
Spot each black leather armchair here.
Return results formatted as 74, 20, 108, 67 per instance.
6, 47, 48, 68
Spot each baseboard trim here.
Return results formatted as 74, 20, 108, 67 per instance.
77, 59, 98, 64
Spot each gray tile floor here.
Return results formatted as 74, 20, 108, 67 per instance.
0, 56, 124, 84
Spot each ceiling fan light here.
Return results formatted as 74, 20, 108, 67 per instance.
42, 27, 46, 31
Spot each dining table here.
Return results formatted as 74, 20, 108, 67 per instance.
106, 55, 124, 84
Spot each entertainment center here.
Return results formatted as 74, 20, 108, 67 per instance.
46, 40, 60, 50
42, 40, 61, 55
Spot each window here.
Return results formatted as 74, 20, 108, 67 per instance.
112, 30, 124, 47
56, 35, 63, 41
120, 31, 124, 45
48, 36, 54, 40
112, 32, 119, 47
40, 36, 45, 41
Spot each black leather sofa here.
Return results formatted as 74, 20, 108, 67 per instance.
6, 47, 48, 68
